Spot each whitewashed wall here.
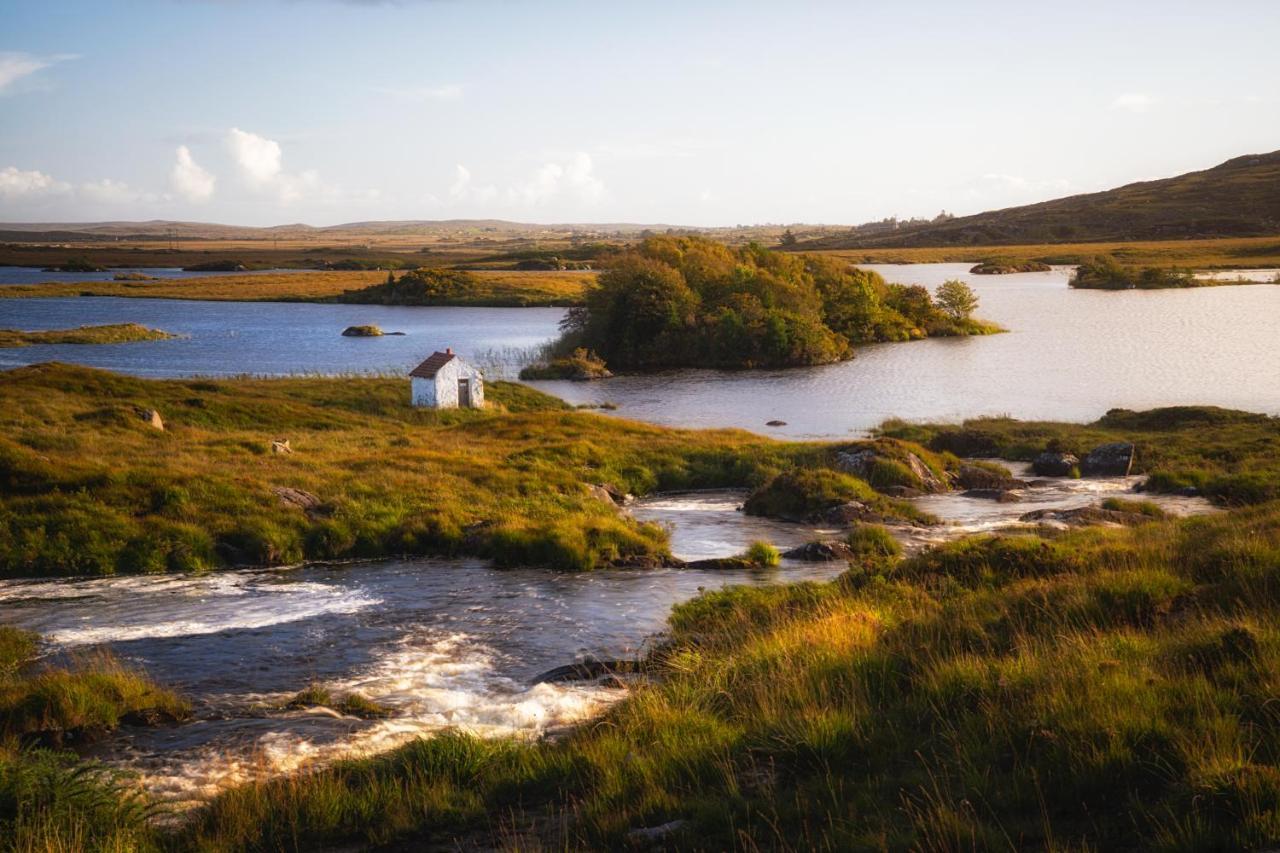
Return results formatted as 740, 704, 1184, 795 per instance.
411, 359, 485, 408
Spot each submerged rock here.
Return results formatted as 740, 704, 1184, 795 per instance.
962, 488, 1022, 502
1080, 442, 1136, 476
1032, 451, 1079, 477
533, 657, 643, 684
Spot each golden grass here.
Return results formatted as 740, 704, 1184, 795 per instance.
816, 234, 1280, 269
0, 269, 595, 304
0, 324, 175, 348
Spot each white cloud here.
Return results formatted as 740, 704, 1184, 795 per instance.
0, 51, 76, 95
226, 127, 332, 204
0, 166, 69, 198
228, 127, 284, 185
508, 152, 604, 207
1111, 92, 1157, 112
170, 145, 216, 202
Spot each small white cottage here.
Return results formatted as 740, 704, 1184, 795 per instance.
410, 348, 485, 409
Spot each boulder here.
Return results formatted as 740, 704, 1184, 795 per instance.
272, 486, 326, 518
627, 820, 688, 847
533, 657, 642, 684
1080, 442, 1136, 477
819, 501, 885, 525
586, 483, 632, 507
955, 463, 1023, 491
881, 485, 925, 499
1020, 505, 1152, 527
271, 439, 293, 455
782, 540, 856, 561
137, 408, 164, 431
962, 488, 1022, 503
1032, 451, 1079, 477
341, 325, 383, 337
834, 447, 946, 493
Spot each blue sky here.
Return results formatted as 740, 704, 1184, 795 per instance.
1, 0, 1278, 226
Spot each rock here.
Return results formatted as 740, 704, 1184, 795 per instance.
955, 463, 1023, 491
341, 325, 383, 337
533, 657, 642, 684
765, 420, 787, 427
881, 485, 925, 499
820, 501, 885, 525
834, 447, 946, 493
681, 557, 757, 571
586, 483, 632, 507
1032, 451, 1079, 477
272, 486, 326, 518
1080, 442, 1136, 477
271, 439, 292, 455
962, 488, 1022, 503
782, 541, 856, 561
137, 408, 164, 431
1020, 505, 1152, 527
627, 820, 688, 847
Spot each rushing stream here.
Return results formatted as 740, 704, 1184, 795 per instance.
0, 471, 1213, 807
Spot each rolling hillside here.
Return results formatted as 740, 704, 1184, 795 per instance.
800, 151, 1280, 250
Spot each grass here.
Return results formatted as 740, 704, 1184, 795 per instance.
741, 540, 781, 566
0, 363, 932, 578
0, 269, 594, 306
0, 627, 188, 852
7, 398, 1280, 849
286, 685, 391, 719
879, 405, 1280, 505
0, 324, 174, 348
815, 234, 1280, 269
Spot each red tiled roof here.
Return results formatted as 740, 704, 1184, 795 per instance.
409, 351, 456, 378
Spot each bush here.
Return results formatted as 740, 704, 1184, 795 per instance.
741, 540, 781, 566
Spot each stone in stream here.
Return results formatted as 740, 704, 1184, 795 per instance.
833, 447, 947, 493
1032, 451, 1079, 477
782, 541, 856, 561
955, 463, 1024, 491
961, 488, 1022, 503
1020, 505, 1155, 527
819, 501, 886, 525
1080, 442, 1136, 476
532, 657, 643, 684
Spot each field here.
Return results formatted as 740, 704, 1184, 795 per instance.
815, 234, 1280, 269
0, 269, 595, 305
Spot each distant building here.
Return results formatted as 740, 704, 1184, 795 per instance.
410, 348, 485, 409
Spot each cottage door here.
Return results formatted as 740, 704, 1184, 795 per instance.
457, 378, 471, 407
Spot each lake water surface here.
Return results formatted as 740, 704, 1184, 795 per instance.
3, 264, 1277, 436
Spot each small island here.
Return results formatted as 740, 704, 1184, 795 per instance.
969, 258, 1052, 274
0, 323, 175, 348
340, 325, 385, 337
1069, 255, 1199, 289
522, 236, 1001, 375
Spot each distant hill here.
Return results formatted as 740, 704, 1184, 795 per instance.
798, 151, 1280, 250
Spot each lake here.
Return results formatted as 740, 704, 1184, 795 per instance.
2, 264, 1279, 436
0, 266, 292, 285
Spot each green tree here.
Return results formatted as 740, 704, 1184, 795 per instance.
935, 279, 980, 322
779, 228, 798, 247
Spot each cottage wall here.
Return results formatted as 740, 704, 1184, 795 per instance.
410, 358, 484, 408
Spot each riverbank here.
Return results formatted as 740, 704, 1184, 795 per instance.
0, 268, 594, 306
0, 363, 945, 579
0, 323, 174, 348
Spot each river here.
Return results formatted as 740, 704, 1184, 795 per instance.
0, 473, 1212, 807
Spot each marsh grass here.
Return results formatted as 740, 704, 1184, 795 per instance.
0, 364, 864, 577
0, 324, 174, 348
879, 405, 1280, 505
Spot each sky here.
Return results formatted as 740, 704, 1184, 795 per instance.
1, 0, 1278, 227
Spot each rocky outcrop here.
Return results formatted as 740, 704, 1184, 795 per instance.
1020, 505, 1154, 527
782, 540, 856, 561
834, 447, 947, 493
819, 501, 886, 525
1080, 442, 1136, 477
586, 483, 633, 507
1032, 451, 1079, 477
272, 486, 327, 519
533, 657, 643, 684
955, 463, 1023, 491
137, 408, 164, 431
341, 325, 384, 337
